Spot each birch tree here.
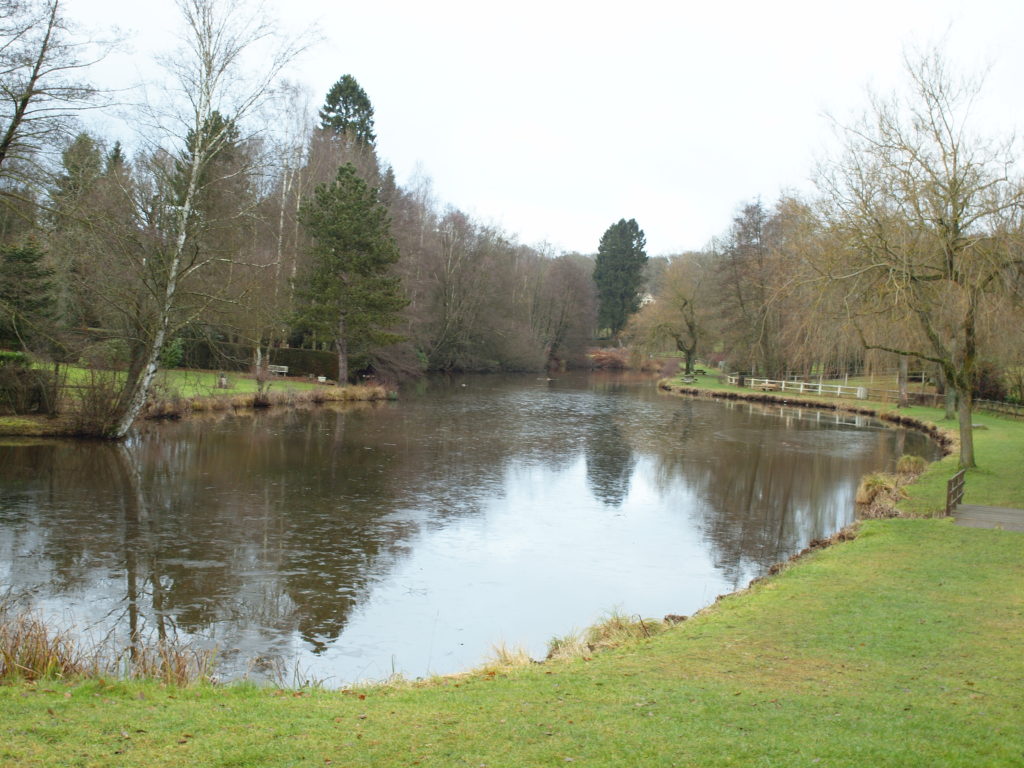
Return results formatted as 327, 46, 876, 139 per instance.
105, 0, 304, 438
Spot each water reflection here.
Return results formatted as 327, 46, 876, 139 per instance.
0, 374, 939, 683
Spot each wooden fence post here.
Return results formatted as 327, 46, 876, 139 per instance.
946, 469, 966, 516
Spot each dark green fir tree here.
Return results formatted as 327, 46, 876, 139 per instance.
593, 218, 647, 335
0, 238, 54, 350
294, 164, 406, 383
319, 74, 376, 147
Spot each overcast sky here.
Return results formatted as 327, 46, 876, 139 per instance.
68, 0, 1024, 255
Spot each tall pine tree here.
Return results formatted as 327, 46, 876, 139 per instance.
319, 75, 376, 147
294, 164, 406, 383
593, 218, 647, 335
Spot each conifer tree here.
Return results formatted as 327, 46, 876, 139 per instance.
294, 163, 406, 383
319, 74, 376, 147
593, 218, 647, 335
0, 239, 54, 350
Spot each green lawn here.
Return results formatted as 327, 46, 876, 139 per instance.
154, 368, 318, 398
47, 364, 319, 398
3, 373, 1023, 766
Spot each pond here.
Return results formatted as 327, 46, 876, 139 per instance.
0, 372, 939, 685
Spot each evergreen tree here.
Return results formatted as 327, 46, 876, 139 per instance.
294, 163, 406, 383
105, 141, 126, 174
54, 132, 104, 203
172, 110, 241, 208
593, 218, 647, 335
0, 238, 54, 350
319, 75, 376, 147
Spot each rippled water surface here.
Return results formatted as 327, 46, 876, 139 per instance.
0, 373, 938, 684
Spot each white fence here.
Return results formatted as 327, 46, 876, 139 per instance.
727, 375, 867, 400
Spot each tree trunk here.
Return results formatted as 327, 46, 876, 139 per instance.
111, 321, 169, 438
944, 384, 958, 421
336, 314, 348, 385
957, 387, 976, 469
897, 355, 909, 408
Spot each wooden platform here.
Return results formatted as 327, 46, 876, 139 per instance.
953, 505, 1024, 532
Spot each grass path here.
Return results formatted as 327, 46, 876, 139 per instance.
2, 374, 1023, 766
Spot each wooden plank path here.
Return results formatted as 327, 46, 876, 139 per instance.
953, 505, 1024, 532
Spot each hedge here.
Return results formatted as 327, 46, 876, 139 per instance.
180, 339, 338, 379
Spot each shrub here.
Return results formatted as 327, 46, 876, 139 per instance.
0, 350, 29, 367
267, 346, 338, 379
589, 347, 630, 369
79, 338, 131, 370
181, 338, 339, 379
67, 369, 124, 436
0, 359, 57, 415
160, 336, 185, 368
973, 360, 1008, 402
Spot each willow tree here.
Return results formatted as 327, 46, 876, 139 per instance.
628, 252, 709, 374
817, 47, 1024, 468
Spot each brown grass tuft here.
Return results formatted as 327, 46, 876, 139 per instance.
476, 642, 535, 674
895, 454, 928, 477
0, 606, 85, 680
546, 610, 670, 661
0, 599, 213, 685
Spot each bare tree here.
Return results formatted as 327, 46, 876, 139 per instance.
817, 46, 1024, 467
102, 0, 306, 437
628, 252, 710, 374
0, 0, 109, 189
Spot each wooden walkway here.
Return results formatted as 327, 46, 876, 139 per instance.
953, 505, 1024, 532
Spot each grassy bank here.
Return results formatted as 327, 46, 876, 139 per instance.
0, 368, 391, 437
2, 373, 1022, 766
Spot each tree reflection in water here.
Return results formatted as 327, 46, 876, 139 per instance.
0, 374, 939, 681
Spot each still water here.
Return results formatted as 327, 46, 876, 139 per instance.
0, 373, 937, 684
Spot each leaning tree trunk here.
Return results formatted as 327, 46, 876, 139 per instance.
110, 290, 175, 438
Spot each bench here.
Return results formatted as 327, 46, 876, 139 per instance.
267, 365, 288, 376
758, 383, 779, 391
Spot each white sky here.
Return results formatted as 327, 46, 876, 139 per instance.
67, 0, 1024, 255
